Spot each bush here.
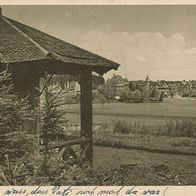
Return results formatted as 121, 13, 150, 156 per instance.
133, 90, 144, 103
149, 87, 160, 98
104, 119, 196, 138
113, 120, 131, 134
159, 119, 196, 138
93, 92, 107, 105
120, 89, 129, 100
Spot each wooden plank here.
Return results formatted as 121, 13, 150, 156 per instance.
57, 147, 66, 161
80, 69, 93, 166
68, 145, 78, 159
40, 137, 89, 150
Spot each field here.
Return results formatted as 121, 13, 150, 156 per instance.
63, 97, 196, 185
63, 97, 196, 125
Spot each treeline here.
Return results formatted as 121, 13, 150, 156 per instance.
119, 86, 163, 103
99, 76, 163, 103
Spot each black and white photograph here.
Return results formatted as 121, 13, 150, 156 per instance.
0, 3, 196, 187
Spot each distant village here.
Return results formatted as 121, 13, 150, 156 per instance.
48, 73, 196, 104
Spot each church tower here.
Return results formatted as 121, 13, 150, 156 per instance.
145, 75, 151, 91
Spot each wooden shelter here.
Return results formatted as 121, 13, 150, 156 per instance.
0, 7, 120, 165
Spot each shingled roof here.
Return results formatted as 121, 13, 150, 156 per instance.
0, 8, 120, 75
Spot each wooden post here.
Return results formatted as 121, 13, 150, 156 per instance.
80, 69, 93, 166
37, 77, 44, 135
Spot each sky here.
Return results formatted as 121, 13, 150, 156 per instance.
2, 5, 196, 81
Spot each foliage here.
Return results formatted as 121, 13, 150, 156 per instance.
129, 81, 138, 92
41, 91, 66, 141
159, 91, 164, 101
50, 163, 103, 186
49, 74, 80, 89
40, 74, 68, 165
0, 69, 41, 185
180, 88, 196, 98
119, 89, 129, 100
96, 93, 107, 108
0, 151, 106, 186
0, 70, 101, 186
142, 88, 149, 100
0, 70, 36, 160
102, 74, 126, 99
149, 87, 160, 98
158, 119, 196, 137
92, 75, 105, 86
128, 91, 134, 101
102, 118, 196, 138
102, 83, 116, 99
0, 134, 40, 185
2, 152, 184, 186
170, 88, 176, 98
133, 89, 144, 102
113, 120, 130, 134
49, 74, 71, 89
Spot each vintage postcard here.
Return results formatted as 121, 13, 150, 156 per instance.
0, 0, 196, 195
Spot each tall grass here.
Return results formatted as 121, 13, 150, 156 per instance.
157, 119, 196, 137
113, 120, 130, 134
102, 119, 196, 138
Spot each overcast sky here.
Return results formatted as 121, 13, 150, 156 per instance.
2, 5, 196, 81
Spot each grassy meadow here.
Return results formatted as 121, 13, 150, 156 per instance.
63, 97, 196, 185
63, 97, 196, 125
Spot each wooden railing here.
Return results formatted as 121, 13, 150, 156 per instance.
40, 136, 90, 150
